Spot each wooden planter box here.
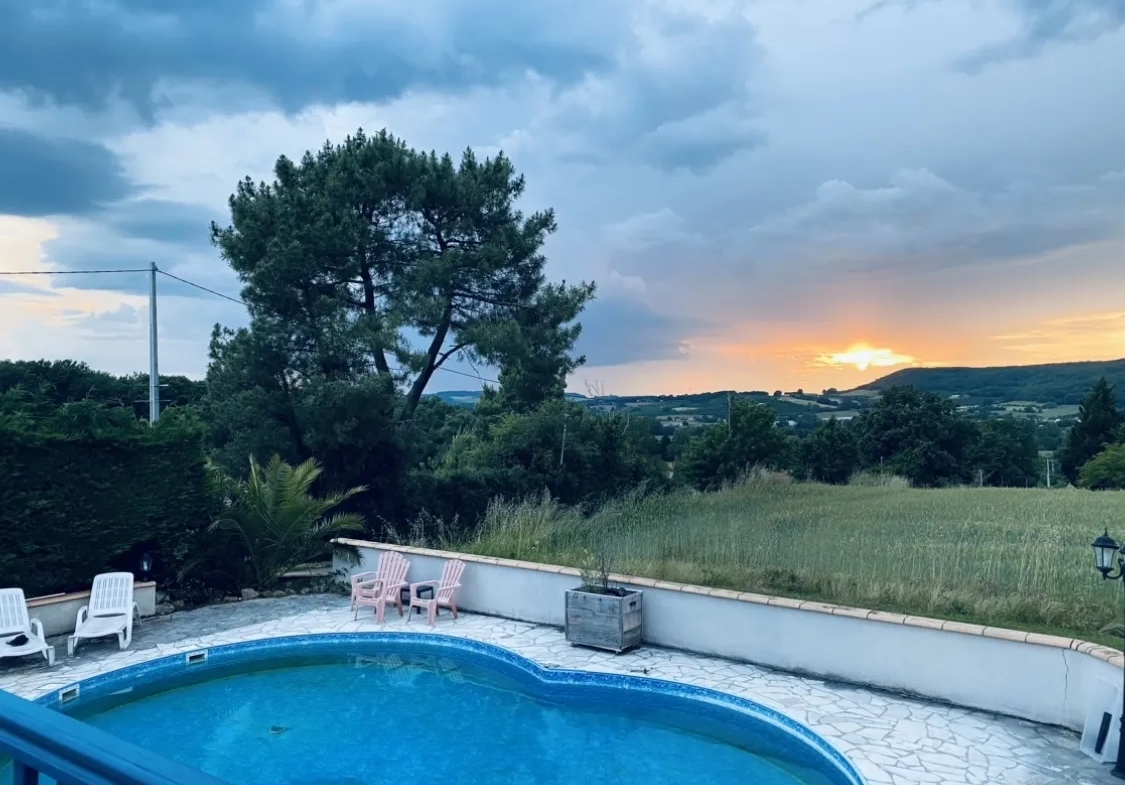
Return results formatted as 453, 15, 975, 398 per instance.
565, 587, 643, 653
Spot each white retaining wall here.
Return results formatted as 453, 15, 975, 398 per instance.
335, 539, 1123, 731
26, 581, 157, 638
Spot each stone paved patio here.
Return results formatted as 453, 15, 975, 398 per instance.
0, 595, 1113, 785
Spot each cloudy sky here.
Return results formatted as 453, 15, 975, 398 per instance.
1, 0, 1123, 396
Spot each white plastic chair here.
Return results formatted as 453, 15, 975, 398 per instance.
68, 572, 139, 656
0, 588, 55, 666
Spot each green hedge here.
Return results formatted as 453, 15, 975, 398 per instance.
0, 427, 212, 597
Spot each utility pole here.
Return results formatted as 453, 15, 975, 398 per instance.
148, 262, 161, 423
559, 412, 568, 468
727, 390, 733, 436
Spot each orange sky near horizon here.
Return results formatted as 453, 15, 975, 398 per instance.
573, 308, 1125, 397
572, 236, 1125, 396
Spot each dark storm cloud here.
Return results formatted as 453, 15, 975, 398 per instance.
636, 121, 768, 174
549, 5, 765, 173
739, 169, 1125, 273
0, 0, 627, 120
77, 303, 142, 340
575, 296, 711, 367
958, 0, 1125, 72
39, 231, 228, 300
862, 0, 1125, 72
0, 129, 132, 216
102, 199, 218, 246
597, 167, 1125, 327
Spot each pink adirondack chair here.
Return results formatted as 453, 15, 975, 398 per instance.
407, 559, 465, 627
354, 552, 411, 624
349, 550, 400, 611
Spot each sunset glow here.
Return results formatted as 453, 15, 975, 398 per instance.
815, 344, 916, 372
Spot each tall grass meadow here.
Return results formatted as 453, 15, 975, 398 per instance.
462, 475, 1123, 645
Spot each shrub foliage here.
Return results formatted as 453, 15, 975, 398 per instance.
0, 422, 211, 596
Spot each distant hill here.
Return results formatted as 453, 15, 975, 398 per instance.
428, 388, 869, 425
854, 359, 1125, 404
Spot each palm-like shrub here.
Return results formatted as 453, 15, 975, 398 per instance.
214, 455, 367, 589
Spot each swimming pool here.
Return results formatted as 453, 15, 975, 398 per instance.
4, 634, 866, 785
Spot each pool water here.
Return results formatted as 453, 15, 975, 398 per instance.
4, 637, 861, 785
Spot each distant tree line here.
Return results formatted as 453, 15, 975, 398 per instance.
674, 385, 1042, 490
0, 359, 205, 418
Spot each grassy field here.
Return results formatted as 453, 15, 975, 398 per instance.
459, 478, 1125, 647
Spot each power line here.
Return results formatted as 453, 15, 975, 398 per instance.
0, 266, 499, 386
437, 364, 498, 385
157, 269, 246, 306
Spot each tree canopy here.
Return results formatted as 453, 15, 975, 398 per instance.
799, 417, 859, 484
856, 386, 977, 487
678, 399, 793, 491
210, 128, 594, 423
1057, 377, 1122, 484
967, 418, 1040, 487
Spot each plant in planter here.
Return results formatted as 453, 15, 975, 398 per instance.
564, 544, 643, 653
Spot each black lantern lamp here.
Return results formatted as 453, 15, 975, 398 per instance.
140, 552, 153, 582
1095, 530, 1122, 577
1092, 529, 1125, 778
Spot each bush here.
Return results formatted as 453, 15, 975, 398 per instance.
848, 470, 912, 488
1080, 444, 1125, 490
211, 455, 366, 589
0, 424, 213, 596
389, 467, 542, 539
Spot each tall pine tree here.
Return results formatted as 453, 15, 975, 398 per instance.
1058, 377, 1122, 484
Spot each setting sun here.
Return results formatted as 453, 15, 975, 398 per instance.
816, 343, 916, 372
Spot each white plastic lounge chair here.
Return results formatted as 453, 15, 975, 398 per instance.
0, 588, 55, 666
407, 559, 465, 627
68, 572, 139, 656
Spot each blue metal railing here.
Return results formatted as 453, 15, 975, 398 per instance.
0, 688, 230, 785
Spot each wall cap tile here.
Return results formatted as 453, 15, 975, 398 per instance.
941, 621, 987, 636
1025, 632, 1076, 649
798, 601, 841, 615
709, 588, 742, 601
983, 627, 1029, 643
736, 592, 775, 605
903, 616, 945, 630
680, 584, 712, 596
867, 611, 908, 625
